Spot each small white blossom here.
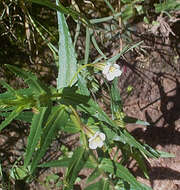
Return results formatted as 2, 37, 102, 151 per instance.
102, 62, 122, 81
88, 131, 106, 149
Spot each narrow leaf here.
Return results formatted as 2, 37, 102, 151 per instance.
132, 151, 149, 179
100, 158, 152, 190
24, 107, 51, 167
114, 130, 160, 158
91, 36, 107, 59
110, 78, 123, 119
84, 27, 91, 65
86, 167, 101, 184
39, 156, 95, 169
38, 158, 71, 168
0, 106, 24, 131
30, 0, 90, 26
157, 150, 175, 158
124, 116, 150, 126
0, 111, 33, 123
30, 106, 68, 173
6, 65, 47, 94
85, 179, 109, 190
0, 81, 18, 96
64, 147, 89, 190
56, 8, 77, 88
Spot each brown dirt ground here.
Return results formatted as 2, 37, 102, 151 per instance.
118, 21, 180, 190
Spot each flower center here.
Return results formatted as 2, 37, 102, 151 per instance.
109, 66, 116, 72
93, 136, 102, 144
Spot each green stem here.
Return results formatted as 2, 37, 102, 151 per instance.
69, 63, 96, 87
89, 152, 116, 189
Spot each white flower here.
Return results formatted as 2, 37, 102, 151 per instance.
88, 131, 106, 149
102, 62, 122, 81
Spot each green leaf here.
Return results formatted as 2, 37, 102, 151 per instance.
157, 150, 175, 158
122, 4, 134, 21
99, 158, 152, 190
86, 167, 101, 184
0, 80, 18, 96
56, 8, 77, 88
90, 12, 122, 24
85, 179, 109, 190
110, 78, 123, 119
114, 130, 160, 158
154, 0, 180, 13
24, 107, 51, 167
91, 36, 107, 59
30, 106, 68, 173
64, 147, 89, 190
15, 111, 33, 123
6, 65, 47, 94
124, 116, 150, 126
132, 150, 149, 179
38, 158, 71, 168
60, 119, 80, 133
0, 106, 24, 131
0, 88, 33, 101
104, 0, 115, 14
59, 86, 90, 106
10, 166, 29, 180
77, 73, 115, 127
39, 156, 95, 169
78, 74, 90, 96
0, 111, 33, 123
84, 27, 91, 65
30, 0, 90, 26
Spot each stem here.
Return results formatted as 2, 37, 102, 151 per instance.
118, 0, 123, 53
69, 105, 93, 135
69, 63, 96, 86
89, 152, 116, 190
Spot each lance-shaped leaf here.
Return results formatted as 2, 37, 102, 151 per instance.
0, 80, 19, 96
86, 167, 101, 184
0, 106, 24, 131
0, 111, 33, 123
110, 78, 123, 119
30, 106, 68, 173
123, 116, 150, 126
0, 87, 34, 101
64, 147, 89, 190
6, 64, 48, 94
24, 106, 51, 167
85, 179, 110, 190
30, 0, 90, 26
38, 156, 95, 169
56, 8, 77, 89
38, 158, 71, 168
99, 158, 152, 190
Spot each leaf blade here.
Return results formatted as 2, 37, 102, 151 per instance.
30, 106, 68, 173
0, 106, 24, 131
56, 10, 77, 88
24, 107, 50, 167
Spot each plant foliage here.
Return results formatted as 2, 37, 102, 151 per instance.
0, 0, 176, 189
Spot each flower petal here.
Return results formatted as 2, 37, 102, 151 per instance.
102, 64, 111, 75
97, 140, 104, 148
106, 73, 115, 81
89, 141, 97, 149
113, 63, 120, 69
88, 135, 95, 142
99, 132, 106, 141
114, 69, 122, 77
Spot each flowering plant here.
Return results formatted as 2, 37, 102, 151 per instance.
88, 131, 106, 149
102, 62, 122, 81
0, 1, 174, 190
